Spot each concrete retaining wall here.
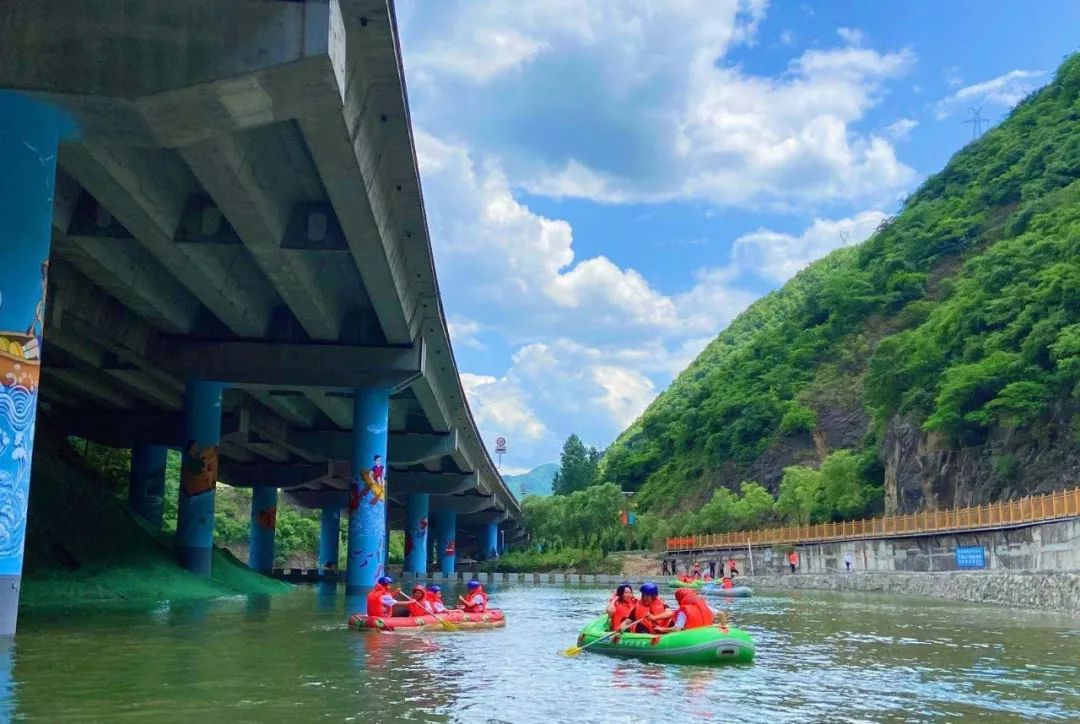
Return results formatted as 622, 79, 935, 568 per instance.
671, 517, 1080, 575
750, 570, 1080, 613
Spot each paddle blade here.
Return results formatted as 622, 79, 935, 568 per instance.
561, 646, 584, 657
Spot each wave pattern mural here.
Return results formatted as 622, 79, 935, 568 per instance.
0, 383, 35, 573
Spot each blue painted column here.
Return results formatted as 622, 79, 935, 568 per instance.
319, 507, 340, 570
248, 486, 277, 573
404, 493, 429, 574
175, 380, 224, 575
483, 522, 499, 560
433, 510, 457, 575
0, 93, 71, 635
129, 444, 168, 528
345, 388, 389, 595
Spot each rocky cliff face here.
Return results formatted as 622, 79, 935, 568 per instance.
882, 403, 1079, 514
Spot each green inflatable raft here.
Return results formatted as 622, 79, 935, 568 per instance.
669, 579, 705, 589
576, 616, 755, 665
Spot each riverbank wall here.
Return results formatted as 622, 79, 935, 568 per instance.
749, 570, 1080, 613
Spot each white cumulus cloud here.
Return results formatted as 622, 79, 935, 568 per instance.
934, 69, 1047, 119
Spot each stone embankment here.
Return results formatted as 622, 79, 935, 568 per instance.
750, 570, 1080, 613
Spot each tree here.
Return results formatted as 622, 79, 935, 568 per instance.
552, 433, 601, 495
775, 466, 823, 525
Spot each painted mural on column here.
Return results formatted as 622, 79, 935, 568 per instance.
404, 514, 428, 559
180, 441, 219, 497
0, 260, 47, 575
348, 454, 387, 578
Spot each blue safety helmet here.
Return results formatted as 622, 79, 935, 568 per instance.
377, 575, 393, 586
428, 585, 441, 593
466, 579, 481, 589
640, 582, 659, 597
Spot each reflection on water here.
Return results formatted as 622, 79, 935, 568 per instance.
9, 584, 1080, 722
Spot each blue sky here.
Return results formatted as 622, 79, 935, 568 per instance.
397, 0, 1079, 473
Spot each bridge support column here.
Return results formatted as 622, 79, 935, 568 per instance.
176, 379, 224, 575
0, 93, 70, 635
248, 487, 277, 574
404, 493, 429, 575
434, 510, 457, 576
129, 445, 168, 528
319, 507, 340, 570
482, 522, 499, 561
345, 388, 389, 594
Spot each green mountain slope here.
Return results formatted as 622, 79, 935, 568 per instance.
601, 53, 1080, 518
505, 463, 558, 497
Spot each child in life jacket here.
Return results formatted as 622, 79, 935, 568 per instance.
458, 580, 488, 613
631, 582, 673, 633
406, 584, 434, 617
606, 583, 637, 631
425, 584, 448, 613
657, 588, 714, 632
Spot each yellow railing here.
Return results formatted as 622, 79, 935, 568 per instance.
666, 487, 1080, 552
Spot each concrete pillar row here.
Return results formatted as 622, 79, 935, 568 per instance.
345, 387, 389, 594
176, 379, 224, 575
0, 92, 73, 635
248, 487, 277, 573
319, 507, 341, 570
404, 492, 430, 575
433, 509, 457, 575
129, 444, 168, 528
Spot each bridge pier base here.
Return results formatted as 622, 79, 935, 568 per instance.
434, 510, 457, 575
248, 487, 277, 574
176, 380, 224, 575
319, 507, 340, 571
0, 93, 70, 635
482, 522, 499, 561
404, 493, 429, 575
129, 444, 168, 528
345, 388, 389, 595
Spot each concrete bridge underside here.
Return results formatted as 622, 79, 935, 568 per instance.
0, 0, 523, 625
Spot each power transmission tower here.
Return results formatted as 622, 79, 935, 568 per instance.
965, 105, 986, 140
839, 230, 850, 245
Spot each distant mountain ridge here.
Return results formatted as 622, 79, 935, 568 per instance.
505, 463, 558, 498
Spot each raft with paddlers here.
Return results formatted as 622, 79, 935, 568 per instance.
348, 608, 507, 632
573, 614, 754, 665
669, 579, 706, 589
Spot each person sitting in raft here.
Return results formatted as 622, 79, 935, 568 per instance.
631, 582, 673, 634
656, 588, 714, 632
426, 584, 448, 613
406, 584, 434, 617
720, 576, 734, 590
366, 575, 397, 617
458, 579, 488, 613
606, 583, 637, 631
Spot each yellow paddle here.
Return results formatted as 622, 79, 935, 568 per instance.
563, 616, 647, 657
394, 592, 459, 632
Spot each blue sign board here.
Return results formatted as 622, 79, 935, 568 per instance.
955, 546, 986, 569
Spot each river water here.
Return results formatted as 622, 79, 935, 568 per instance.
7, 583, 1079, 722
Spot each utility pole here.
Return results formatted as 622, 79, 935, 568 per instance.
965, 105, 986, 140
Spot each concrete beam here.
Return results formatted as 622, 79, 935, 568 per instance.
459, 510, 511, 526
219, 462, 330, 489
287, 429, 458, 465
388, 471, 478, 496
149, 338, 424, 390
428, 495, 500, 516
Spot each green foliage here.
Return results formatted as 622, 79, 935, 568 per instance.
601, 53, 1080, 516
779, 403, 818, 435
521, 483, 629, 552
551, 434, 602, 495
477, 548, 620, 574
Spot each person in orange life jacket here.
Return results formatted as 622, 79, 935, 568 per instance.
366, 576, 397, 616
657, 588, 714, 632
720, 576, 734, 590
405, 584, 434, 617
631, 582, 672, 634
458, 580, 488, 613
606, 583, 637, 631
426, 584, 448, 613
788, 549, 799, 573
690, 562, 702, 580
727, 556, 739, 576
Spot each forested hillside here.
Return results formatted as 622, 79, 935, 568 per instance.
601, 53, 1080, 530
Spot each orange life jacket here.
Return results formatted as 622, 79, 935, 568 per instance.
674, 589, 714, 630
632, 597, 668, 633
462, 587, 488, 613
721, 578, 734, 589
609, 599, 636, 631
407, 597, 430, 617
366, 584, 392, 616
788, 551, 798, 565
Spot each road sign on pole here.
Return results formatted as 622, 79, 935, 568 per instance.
494, 436, 506, 469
